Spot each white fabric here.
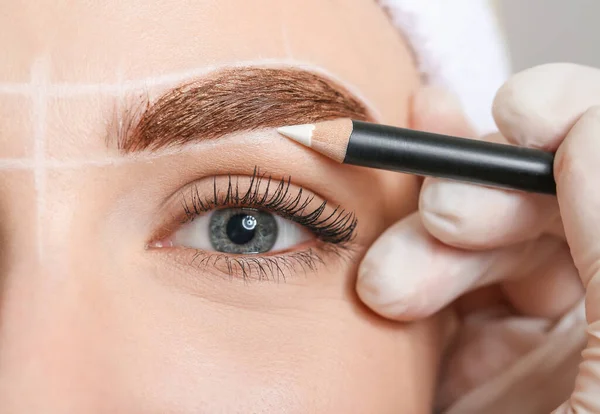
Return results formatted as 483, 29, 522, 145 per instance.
378, 0, 511, 135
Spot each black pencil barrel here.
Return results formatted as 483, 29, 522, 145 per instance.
344, 120, 556, 194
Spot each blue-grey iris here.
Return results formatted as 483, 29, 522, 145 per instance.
209, 208, 278, 254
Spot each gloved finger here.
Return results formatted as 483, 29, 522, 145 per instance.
413, 86, 563, 250
493, 63, 600, 150
420, 174, 561, 250
420, 130, 562, 250
553, 106, 600, 413
502, 244, 583, 319
437, 309, 554, 410
385, 85, 477, 219
454, 246, 582, 320
356, 213, 580, 321
420, 65, 600, 250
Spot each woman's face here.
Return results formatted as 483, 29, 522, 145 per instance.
0, 1, 444, 412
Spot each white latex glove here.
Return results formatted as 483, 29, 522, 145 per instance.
357, 63, 600, 413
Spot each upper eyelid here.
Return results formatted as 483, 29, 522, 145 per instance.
186, 174, 357, 244
149, 171, 357, 247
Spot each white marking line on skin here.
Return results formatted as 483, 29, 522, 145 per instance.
0, 131, 274, 171
0, 60, 383, 172
0, 84, 32, 95
43, 153, 182, 169
31, 58, 49, 260
0, 59, 383, 121
0, 155, 189, 170
41, 132, 274, 169
0, 159, 36, 169
114, 69, 127, 151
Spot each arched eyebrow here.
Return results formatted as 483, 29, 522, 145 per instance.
117, 67, 371, 153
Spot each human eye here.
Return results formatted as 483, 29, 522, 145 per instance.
149, 168, 357, 281
168, 207, 312, 254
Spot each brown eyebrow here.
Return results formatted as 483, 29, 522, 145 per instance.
117, 67, 371, 153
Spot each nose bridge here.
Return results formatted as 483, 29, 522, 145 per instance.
0, 257, 112, 413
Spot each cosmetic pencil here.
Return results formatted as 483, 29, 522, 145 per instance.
277, 118, 556, 194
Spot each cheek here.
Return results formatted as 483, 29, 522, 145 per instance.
92, 250, 441, 414
116, 292, 441, 414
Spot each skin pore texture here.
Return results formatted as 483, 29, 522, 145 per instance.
0, 1, 446, 413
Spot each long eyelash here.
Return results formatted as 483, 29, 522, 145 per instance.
181, 166, 358, 246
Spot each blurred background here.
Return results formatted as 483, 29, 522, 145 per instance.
496, 0, 600, 72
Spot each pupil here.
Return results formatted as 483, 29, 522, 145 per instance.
226, 213, 257, 245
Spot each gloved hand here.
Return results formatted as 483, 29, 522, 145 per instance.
357, 63, 600, 413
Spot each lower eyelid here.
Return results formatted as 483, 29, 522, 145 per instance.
150, 244, 329, 282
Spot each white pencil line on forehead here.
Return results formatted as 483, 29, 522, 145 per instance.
0, 59, 381, 170
31, 57, 50, 260
0, 159, 35, 169
0, 84, 32, 95
0, 127, 280, 169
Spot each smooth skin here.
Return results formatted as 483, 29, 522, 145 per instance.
358, 63, 600, 412
0, 1, 455, 413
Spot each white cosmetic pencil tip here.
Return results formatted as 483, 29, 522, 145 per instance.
277, 124, 315, 147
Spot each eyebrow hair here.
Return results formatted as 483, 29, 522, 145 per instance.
118, 67, 371, 153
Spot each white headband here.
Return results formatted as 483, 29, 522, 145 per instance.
378, 0, 511, 134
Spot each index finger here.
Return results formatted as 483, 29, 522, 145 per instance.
421, 64, 600, 250
493, 63, 600, 150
